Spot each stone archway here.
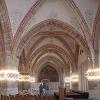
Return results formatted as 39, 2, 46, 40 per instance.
93, 6, 100, 67
38, 65, 59, 82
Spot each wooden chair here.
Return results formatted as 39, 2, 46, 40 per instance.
9, 95, 14, 100
1, 95, 4, 100
59, 87, 65, 100
15, 94, 19, 100
23, 95, 27, 100
36, 95, 41, 100
42, 96, 46, 100
33, 95, 36, 100
4, 95, 8, 100
6, 95, 10, 100
47, 95, 53, 100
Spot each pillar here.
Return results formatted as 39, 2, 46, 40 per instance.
79, 61, 88, 92
59, 87, 65, 100
4, 53, 19, 95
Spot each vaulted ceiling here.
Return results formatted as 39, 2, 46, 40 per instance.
0, 0, 100, 74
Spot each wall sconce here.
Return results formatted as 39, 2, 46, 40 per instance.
18, 74, 35, 82
18, 74, 31, 82
64, 77, 71, 83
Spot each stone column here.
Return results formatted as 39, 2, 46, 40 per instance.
0, 51, 7, 95
99, 39, 100, 67
79, 61, 88, 92
60, 68, 64, 87
4, 54, 19, 95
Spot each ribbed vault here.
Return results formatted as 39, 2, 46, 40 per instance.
17, 19, 90, 80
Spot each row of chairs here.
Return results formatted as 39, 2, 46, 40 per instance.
0, 95, 53, 100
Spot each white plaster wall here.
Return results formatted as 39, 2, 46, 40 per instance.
5, 0, 37, 34
73, 0, 100, 33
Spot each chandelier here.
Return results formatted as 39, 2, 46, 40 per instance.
85, 68, 100, 80
85, 57, 100, 80
18, 74, 31, 82
0, 69, 19, 81
18, 74, 35, 82
0, 69, 35, 82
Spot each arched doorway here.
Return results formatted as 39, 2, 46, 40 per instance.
38, 65, 59, 82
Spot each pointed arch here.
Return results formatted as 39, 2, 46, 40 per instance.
13, 0, 45, 46
66, 0, 91, 37
0, 22, 5, 66
92, 6, 100, 67
36, 61, 62, 82
92, 5, 100, 45
13, 19, 89, 56
25, 36, 74, 64
66, 0, 95, 64
0, 22, 4, 51
0, 0, 12, 51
